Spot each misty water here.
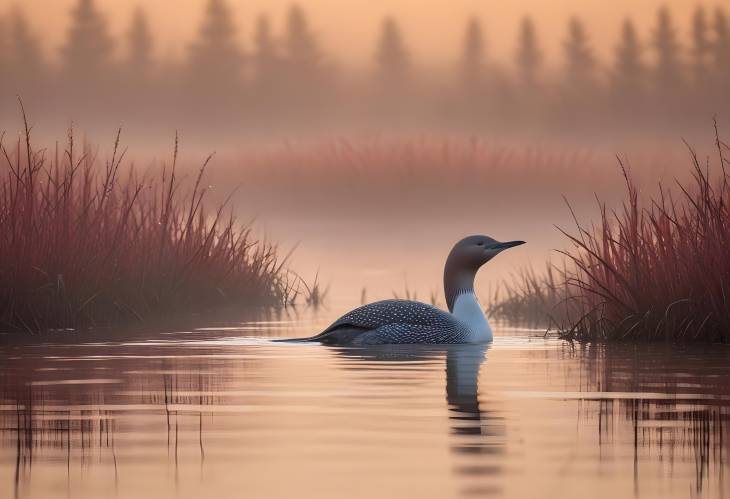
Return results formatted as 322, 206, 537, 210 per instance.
1, 309, 729, 499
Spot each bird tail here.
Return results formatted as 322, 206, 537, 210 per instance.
272, 325, 366, 344
271, 336, 318, 343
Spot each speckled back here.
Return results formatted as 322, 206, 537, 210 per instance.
321, 299, 471, 345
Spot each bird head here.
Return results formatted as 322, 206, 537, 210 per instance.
447, 235, 526, 271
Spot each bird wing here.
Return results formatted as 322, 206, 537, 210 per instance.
354, 323, 468, 345
299, 300, 460, 343
279, 300, 463, 344
323, 300, 454, 332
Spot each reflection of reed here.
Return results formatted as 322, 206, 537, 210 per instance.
159, 370, 213, 486
5, 387, 120, 498
574, 342, 730, 494
4, 385, 113, 499
0, 360, 218, 497
600, 399, 726, 495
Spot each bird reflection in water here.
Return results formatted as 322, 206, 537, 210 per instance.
331, 343, 504, 495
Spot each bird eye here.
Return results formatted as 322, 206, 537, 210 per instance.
477, 242, 484, 246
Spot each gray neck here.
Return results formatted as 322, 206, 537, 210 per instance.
444, 259, 477, 313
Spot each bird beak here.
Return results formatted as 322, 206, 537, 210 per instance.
491, 240, 526, 250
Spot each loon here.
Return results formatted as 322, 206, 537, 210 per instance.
290, 235, 524, 345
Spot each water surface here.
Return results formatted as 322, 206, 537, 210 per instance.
1, 315, 729, 499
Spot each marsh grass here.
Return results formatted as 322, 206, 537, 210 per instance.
208, 137, 640, 223
487, 265, 571, 328
0, 110, 294, 333
302, 271, 329, 308
392, 280, 419, 302
493, 126, 730, 342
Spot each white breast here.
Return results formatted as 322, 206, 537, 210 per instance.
452, 292, 493, 343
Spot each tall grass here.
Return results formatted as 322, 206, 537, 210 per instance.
0, 111, 294, 333
493, 127, 730, 342
487, 265, 570, 327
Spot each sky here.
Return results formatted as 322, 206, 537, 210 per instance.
1, 0, 704, 68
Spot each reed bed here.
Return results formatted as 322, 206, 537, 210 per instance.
0, 113, 294, 333
215, 139, 622, 217
493, 128, 730, 342
487, 265, 570, 327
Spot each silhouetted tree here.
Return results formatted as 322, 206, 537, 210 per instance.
278, 2, 336, 118
8, 7, 44, 83
187, 0, 242, 85
0, 16, 7, 107
253, 14, 279, 88
515, 16, 542, 88
284, 4, 324, 85
691, 6, 711, 85
651, 7, 682, 91
461, 17, 484, 88
457, 16, 509, 126
562, 17, 597, 91
375, 17, 409, 86
119, 6, 156, 118
60, 0, 114, 79
713, 7, 730, 86
611, 18, 645, 97
250, 13, 286, 118
126, 7, 153, 78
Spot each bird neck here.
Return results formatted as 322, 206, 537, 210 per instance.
450, 290, 492, 343
444, 263, 476, 313
444, 263, 492, 342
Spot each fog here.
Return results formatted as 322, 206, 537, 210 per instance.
0, 0, 726, 145
0, 0, 727, 304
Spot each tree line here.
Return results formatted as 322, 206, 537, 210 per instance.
0, 0, 728, 135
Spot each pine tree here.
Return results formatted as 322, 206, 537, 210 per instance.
461, 17, 484, 88
375, 17, 409, 85
691, 6, 711, 84
612, 18, 645, 96
187, 0, 242, 83
652, 6, 682, 90
284, 4, 322, 78
515, 16, 542, 87
713, 8, 730, 84
60, 0, 114, 78
253, 14, 280, 88
0, 16, 7, 96
8, 7, 44, 84
563, 17, 596, 90
126, 7, 153, 77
